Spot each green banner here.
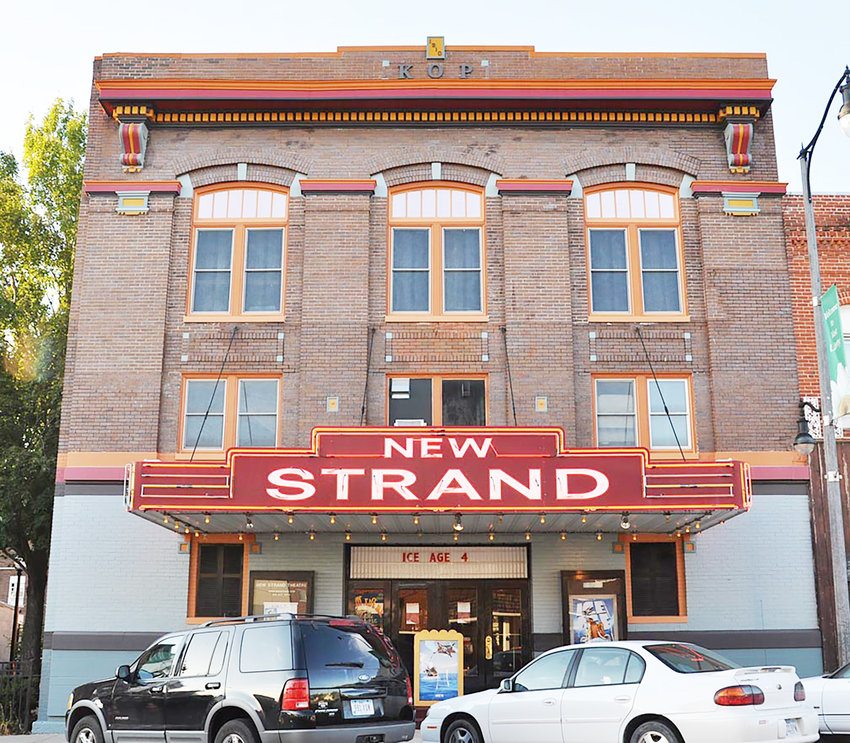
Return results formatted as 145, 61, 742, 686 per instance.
821, 284, 850, 423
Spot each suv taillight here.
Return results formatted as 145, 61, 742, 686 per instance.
714, 685, 765, 706
282, 678, 310, 711
794, 681, 806, 702
406, 676, 413, 706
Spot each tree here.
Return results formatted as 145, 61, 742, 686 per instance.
0, 99, 86, 673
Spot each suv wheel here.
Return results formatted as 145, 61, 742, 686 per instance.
215, 719, 259, 743
71, 716, 104, 743
443, 718, 482, 743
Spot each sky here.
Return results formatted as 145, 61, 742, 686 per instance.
2, 0, 848, 193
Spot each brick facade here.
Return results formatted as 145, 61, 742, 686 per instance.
36, 46, 823, 733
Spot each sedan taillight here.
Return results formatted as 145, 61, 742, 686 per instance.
281, 678, 310, 711
714, 685, 765, 706
794, 681, 806, 702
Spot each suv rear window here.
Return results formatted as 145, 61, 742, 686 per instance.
240, 625, 293, 672
298, 620, 401, 688
646, 643, 738, 673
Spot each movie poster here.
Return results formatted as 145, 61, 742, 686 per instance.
414, 630, 464, 706
569, 595, 619, 644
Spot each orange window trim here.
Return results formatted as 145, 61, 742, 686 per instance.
187, 183, 289, 323
386, 182, 487, 321
187, 533, 254, 622
621, 533, 688, 623
591, 373, 697, 457
178, 373, 283, 457
386, 373, 489, 426
584, 183, 687, 322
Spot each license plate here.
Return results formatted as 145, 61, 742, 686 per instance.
785, 718, 799, 737
350, 699, 375, 717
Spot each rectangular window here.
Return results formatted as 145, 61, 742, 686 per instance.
243, 229, 284, 313
192, 230, 233, 313
595, 379, 636, 447
442, 228, 482, 312
183, 380, 226, 450
589, 230, 629, 313
585, 187, 686, 321
388, 376, 486, 426
594, 375, 694, 453
237, 379, 279, 447
391, 229, 430, 312
195, 544, 244, 618
628, 542, 680, 617
639, 230, 681, 313
181, 375, 280, 453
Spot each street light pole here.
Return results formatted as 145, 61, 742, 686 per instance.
798, 67, 850, 666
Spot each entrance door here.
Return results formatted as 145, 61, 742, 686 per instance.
347, 579, 530, 694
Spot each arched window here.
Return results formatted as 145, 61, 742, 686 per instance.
388, 183, 486, 319
188, 185, 288, 320
584, 185, 687, 321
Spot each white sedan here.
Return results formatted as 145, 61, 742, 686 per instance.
802, 663, 850, 735
421, 640, 817, 743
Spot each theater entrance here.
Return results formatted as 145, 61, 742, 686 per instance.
347, 578, 530, 694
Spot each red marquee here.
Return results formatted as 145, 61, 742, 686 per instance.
127, 427, 751, 514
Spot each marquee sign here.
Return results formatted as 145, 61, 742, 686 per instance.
127, 427, 751, 514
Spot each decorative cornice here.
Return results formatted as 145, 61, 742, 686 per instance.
299, 179, 377, 193
496, 179, 573, 194
97, 77, 775, 120
84, 180, 182, 194
691, 181, 787, 195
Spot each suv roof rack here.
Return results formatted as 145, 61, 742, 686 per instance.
201, 612, 368, 628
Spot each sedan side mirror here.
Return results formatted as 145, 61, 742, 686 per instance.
116, 665, 132, 682
499, 678, 514, 693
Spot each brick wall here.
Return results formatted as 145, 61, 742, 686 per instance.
784, 194, 850, 397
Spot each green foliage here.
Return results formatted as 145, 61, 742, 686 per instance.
0, 99, 86, 675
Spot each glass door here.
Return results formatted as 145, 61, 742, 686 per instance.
487, 586, 526, 686
392, 582, 435, 679
445, 584, 483, 692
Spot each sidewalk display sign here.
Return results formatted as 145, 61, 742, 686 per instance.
413, 629, 464, 705
822, 285, 850, 426
569, 595, 619, 644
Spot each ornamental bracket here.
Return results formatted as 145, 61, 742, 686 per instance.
718, 106, 760, 175
112, 105, 155, 173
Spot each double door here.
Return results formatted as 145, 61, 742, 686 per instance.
347, 579, 529, 694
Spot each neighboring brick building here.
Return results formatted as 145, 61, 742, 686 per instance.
785, 193, 850, 671
37, 44, 820, 731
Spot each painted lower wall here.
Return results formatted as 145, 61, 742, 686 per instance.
35, 488, 821, 732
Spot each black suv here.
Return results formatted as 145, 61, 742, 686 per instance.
65, 614, 416, 743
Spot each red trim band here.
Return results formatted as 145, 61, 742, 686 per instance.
299, 179, 377, 193
691, 181, 787, 195
496, 179, 574, 194
84, 181, 181, 194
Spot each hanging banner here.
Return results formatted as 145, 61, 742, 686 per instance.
822, 285, 850, 425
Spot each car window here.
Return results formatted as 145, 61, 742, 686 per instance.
209, 632, 229, 676
137, 637, 182, 680
646, 643, 738, 673
298, 619, 402, 688
624, 652, 646, 683
513, 649, 576, 692
179, 631, 221, 677
574, 647, 632, 687
240, 625, 293, 673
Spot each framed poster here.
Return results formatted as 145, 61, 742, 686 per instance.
569, 594, 619, 644
249, 571, 313, 616
351, 588, 386, 628
413, 629, 464, 706
561, 570, 627, 646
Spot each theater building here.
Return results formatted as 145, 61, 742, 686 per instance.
36, 43, 818, 730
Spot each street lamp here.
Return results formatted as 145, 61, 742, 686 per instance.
793, 400, 819, 456
797, 66, 850, 665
